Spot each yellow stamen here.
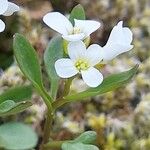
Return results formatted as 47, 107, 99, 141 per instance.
73, 27, 81, 34
69, 27, 81, 35
75, 59, 89, 71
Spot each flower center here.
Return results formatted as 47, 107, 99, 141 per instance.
72, 27, 81, 34
68, 27, 82, 35
75, 60, 89, 71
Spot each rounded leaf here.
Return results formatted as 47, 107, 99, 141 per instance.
74, 131, 97, 144
62, 142, 99, 150
0, 122, 38, 149
69, 4, 85, 25
0, 100, 15, 113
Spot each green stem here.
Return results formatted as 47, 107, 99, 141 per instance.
63, 77, 74, 97
43, 110, 54, 144
52, 78, 74, 110
52, 98, 69, 110
36, 86, 53, 112
36, 86, 54, 150
50, 80, 59, 99
38, 78, 73, 149
40, 110, 54, 150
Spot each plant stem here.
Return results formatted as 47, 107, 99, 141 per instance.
63, 77, 74, 97
52, 78, 74, 111
40, 110, 54, 150
37, 86, 54, 150
50, 79, 59, 100
52, 98, 69, 110
40, 78, 73, 149
43, 110, 54, 144
37, 86, 53, 112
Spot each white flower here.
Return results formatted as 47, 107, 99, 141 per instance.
55, 21, 134, 87
43, 12, 100, 42
102, 21, 133, 61
55, 41, 103, 87
0, 0, 19, 32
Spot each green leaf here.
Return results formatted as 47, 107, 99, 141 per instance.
0, 136, 7, 148
44, 36, 63, 99
65, 65, 138, 101
0, 86, 32, 116
69, 4, 85, 25
13, 33, 43, 90
13, 33, 53, 104
0, 85, 32, 104
74, 131, 97, 144
62, 142, 99, 150
0, 122, 38, 149
0, 100, 16, 113
62, 131, 98, 150
0, 100, 32, 117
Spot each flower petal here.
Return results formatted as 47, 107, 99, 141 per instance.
0, 19, 5, 32
123, 27, 133, 44
0, 0, 8, 15
102, 44, 133, 61
68, 41, 86, 62
102, 21, 133, 61
3, 2, 19, 16
43, 12, 73, 35
106, 21, 133, 45
74, 19, 100, 37
55, 58, 78, 78
81, 67, 103, 87
86, 44, 103, 66
62, 33, 85, 41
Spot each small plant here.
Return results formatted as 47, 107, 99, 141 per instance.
0, 2, 138, 150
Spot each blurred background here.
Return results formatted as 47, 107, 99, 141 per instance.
0, 0, 150, 149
